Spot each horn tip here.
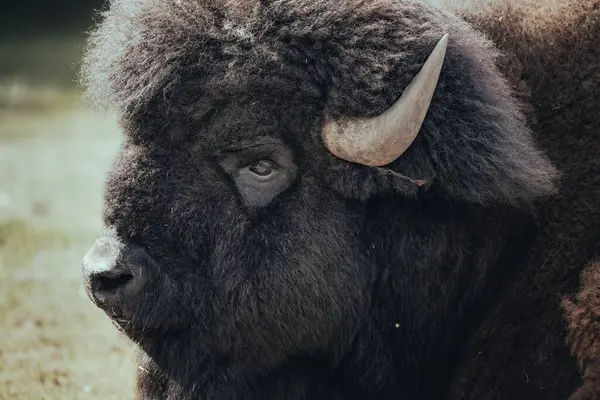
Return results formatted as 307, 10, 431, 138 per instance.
438, 33, 450, 49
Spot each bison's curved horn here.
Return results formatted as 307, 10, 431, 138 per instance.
322, 33, 449, 166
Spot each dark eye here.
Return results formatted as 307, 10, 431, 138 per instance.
248, 160, 274, 177
218, 143, 297, 208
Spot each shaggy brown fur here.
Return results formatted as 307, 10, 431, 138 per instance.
563, 262, 600, 400
446, 0, 600, 399
453, 0, 600, 121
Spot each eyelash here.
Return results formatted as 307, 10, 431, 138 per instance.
237, 154, 278, 169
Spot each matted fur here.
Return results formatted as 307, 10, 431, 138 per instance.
79, 0, 599, 399
563, 261, 600, 400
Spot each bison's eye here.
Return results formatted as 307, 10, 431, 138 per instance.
219, 139, 297, 208
248, 160, 274, 178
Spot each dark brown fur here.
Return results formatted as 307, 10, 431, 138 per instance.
79, 0, 600, 399
445, 1, 600, 399
563, 261, 600, 400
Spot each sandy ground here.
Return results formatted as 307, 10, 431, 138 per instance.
0, 94, 137, 399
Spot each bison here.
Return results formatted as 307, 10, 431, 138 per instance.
79, 0, 600, 399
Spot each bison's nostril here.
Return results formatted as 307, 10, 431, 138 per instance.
82, 237, 150, 310
94, 272, 134, 293
87, 265, 145, 304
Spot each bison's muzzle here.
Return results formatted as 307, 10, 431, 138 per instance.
82, 236, 149, 318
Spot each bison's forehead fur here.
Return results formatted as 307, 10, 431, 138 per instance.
82, 0, 556, 205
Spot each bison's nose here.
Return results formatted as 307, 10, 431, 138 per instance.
82, 237, 146, 309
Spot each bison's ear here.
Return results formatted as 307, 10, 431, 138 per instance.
320, 31, 557, 206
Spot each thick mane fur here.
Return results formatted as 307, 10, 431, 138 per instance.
450, 0, 600, 117
81, 0, 556, 206
443, 1, 600, 399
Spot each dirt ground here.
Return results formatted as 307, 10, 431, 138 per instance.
0, 86, 137, 398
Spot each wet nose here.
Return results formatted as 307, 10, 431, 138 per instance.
82, 237, 146, 308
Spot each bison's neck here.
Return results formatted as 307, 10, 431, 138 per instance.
324, 197, 538, 399
442, 3, 600, 398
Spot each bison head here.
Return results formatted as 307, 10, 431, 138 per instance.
79, 0, 557, 398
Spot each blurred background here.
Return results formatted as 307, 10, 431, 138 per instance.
0, 1, 137, 398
